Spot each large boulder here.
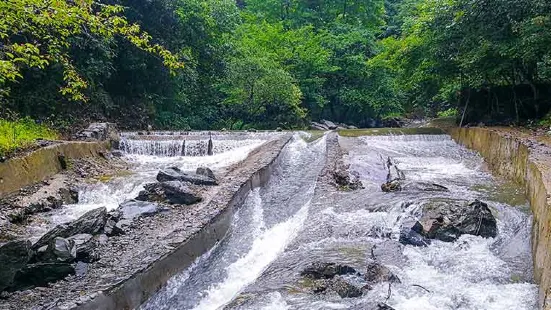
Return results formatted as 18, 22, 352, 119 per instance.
365, 261, 401, 284
37, 237, 76, 263
157, 167, 218, 186
310, 122, 328, 131
0, 240, 32, 292
321, 120, 338, 130
119, 200, 166, 220
416, 200, 498, 242
399, 222, 432, 247
136, 181, 202, 205
196, 167, 216, 180
11, 263, 75, 291
67, 234, 98, 263
75, 122, 119, 144
330, 276, 363, 298
33, 207, 107, 250
301, 262, 357, 279
382, 117, 405, 128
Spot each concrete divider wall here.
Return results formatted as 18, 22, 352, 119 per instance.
77, 135, 293, 310
0, 142, 110, 196
449, 128, 551, 309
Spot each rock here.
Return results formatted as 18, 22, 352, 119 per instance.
330, 276, 363, 298
417, 199, 498, 242
348, 125, 358, 129
33, 207, 107, 250
301, 262, 357, 279
137, 182, 202, 205
333, 169, 363, 190
350, 302, 396, 310
67, 234, 98, 263
11, 263, 75, 291
310, 122, 328, 131
196, 167, 216, 180
75, 261, 89, 278
157, 167, 218, 186
247, 128, 258, 132
276, 127, 283, 132
399, 224, 431, 247
382, 117, 405, 128
75, 123, 119, 144
365, 261, 400, 284
111, 150, 124, 157
0, 240, 32, 292
115, 220, 132, 234
103, 219, 117, 236
39, 237, 76, 263
118, 200, 165, 220
381, 180, 402, 192
58, 187, 79, 204
386, 157, 405, 182
321, 120, 338, 130
401, 182, 449, 192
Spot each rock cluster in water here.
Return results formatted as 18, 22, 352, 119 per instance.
0, 165, 218, 294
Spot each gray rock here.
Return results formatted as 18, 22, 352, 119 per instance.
301, 262, 357, 279
75, 261, 89, 278
196, 167, 216, 180
333, 169, 363, 190
399, 223, 431, 247
11, 263, 75, 291
417, 199, 498, 242
115, 220, 132, 234
330, 276, 363, 298
0, 240, 32, 292
157, 167, 218, 186
310, 122, 328, 131
33, 207, 107, 250
39, 237, 76, 263
67, 234, 98, 262
119, 200, 164, 220
74, 123, 119, 143
137, 182, 202, 205
321, 120, 338, 130
365, 261, 400, 284
381, 180, 402, 192
111, 150, 124, 157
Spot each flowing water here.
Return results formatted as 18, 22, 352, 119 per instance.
28, 133, 272, 241
141, 133, 537, 310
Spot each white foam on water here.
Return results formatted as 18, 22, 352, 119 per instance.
191, 193, 312, 310
261, 292, 290, 310
387, 234, 538, 310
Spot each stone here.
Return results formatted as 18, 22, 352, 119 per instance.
40, 237, 76, 263
330, 276, 363, 298
67, 234, 98, 262
74, 123, 119, 143
58, 187, 79, 204
365, 261, 400, 284
301, 262, 357, 279
381, 180, 402, 192
157, 167, 218, 186
196, 167, 216, 180
333, 169, 363, 190
401, 182, 449, 192
75, 261, 89, 278
136, 182, 202, 205
111, 150, 124, 158
310, 122, 328, 131
417, 199, 498, 242
11, 263, 75, 291
399, 224, 431, 247
0, 240, 32, 292
118, 200, 164, 220
33, 207, 107, 250
321, 120, 338, 130
114, 220, 132, 234
382, 117, 405, 128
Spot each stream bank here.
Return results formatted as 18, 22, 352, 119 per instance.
450, 127, 551, 309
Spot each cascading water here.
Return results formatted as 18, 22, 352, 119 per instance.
29, 133, 271, 241
139, 132, 537, 310
141, 134, 328, 310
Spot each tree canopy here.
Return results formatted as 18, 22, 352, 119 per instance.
1, 0, 550, 130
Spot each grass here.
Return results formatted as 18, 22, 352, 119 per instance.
0, 118, 59, 157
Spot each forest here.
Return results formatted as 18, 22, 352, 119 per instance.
1, 0, 551, 135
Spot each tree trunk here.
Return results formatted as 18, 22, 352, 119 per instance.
459, 89, 471, 128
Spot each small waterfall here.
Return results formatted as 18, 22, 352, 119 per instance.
118, 137, 265, 157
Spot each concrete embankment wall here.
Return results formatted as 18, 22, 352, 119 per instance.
0, 142, 110, 196
77, 135, 293, 310
449, 128, 551, 309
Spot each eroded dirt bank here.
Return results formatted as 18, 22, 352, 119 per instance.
450, 127, 551, 309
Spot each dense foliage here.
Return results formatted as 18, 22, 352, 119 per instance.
1, 0, 551, 130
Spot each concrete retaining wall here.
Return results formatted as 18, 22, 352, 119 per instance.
77, 135, 292, 310
449, 128, 551, 309
0, 142, 110, 196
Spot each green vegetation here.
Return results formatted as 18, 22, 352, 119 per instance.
1, 0, 551, 130
0, 118, 58, 156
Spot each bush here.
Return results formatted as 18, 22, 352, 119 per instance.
0, 118, 59, 157
437, 108, 458, 118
